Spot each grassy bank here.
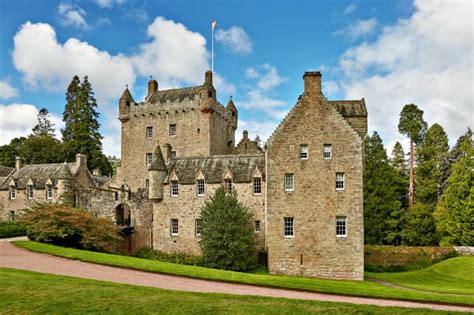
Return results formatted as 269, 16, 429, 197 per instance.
0, 268, 458, 314
13, 241, 474, 306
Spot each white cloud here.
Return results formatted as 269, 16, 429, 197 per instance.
237, 119, 279, 145
215, 26, 253, 55
245, 67, 259, 79
94, 0, 125, 9
0, 103, 64, 144
57, 2, 90, 31
257, 63, 286, 91
334, 18, 377, 39
337, 0, 473, 148
0, 80, 19, 100
344, 3, 357, 15
213, 73, 236, 96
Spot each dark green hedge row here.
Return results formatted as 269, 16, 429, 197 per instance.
364, 245, 458, 272
134, 248, 203, 266
0, 221, 27, 238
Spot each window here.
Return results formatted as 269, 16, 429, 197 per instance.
336, 216, 347, 237
253, 177, 262, 195
171, 180, 179, 196
46, 185, 53, 199
146, 126, 153, 139
169, 124, 176, 136
114, 192, 119, 201
254, 220, 261, 233
9, 211, 15, 221
324, 144, 332, 159
195, 219, 202, 236
171, 151, 176, 159
284, 173, 294, 192
208, 90, 213, 98
197, 179, 205, 196
171, 219, 179, 235
27, 185, 34, 199
9, 187, 16, 200
300, 145, 308, 160
224, 178, 232, 193
146, 153, 153, 166
284, 217, 294, 237
336, 172, 345, 190
145, 179, 149, 189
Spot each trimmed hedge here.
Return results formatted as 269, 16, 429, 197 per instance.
134, 248, 203, 266
0, 221, 27, 238
365, 245, 458, 272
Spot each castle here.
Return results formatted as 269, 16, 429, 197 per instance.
0, 70, 367, 280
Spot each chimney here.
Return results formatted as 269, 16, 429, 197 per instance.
15, 156, 24, 170
76, 154, 87, 169
163, 143, 172, 164
148, 77, 158, 95
204, 70, 213, 85
243, 130, 249, 140
93, 168, 101, 176
303, 71, 322, 95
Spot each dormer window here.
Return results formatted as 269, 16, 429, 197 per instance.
171, 180, 179, 197
46, 185, 53, 199
197, 179, 205, 196
253, 177, 262, 195
224, 178, 232, 193
9, 187, 16, 200
27, 185, 34, 199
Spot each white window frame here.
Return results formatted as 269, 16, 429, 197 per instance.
224, 178, 232, 194
10, 187, 16, 200
254, 220, 261, 233
171, 180, 179, 197
27, 185, 34, 199
336, 216, 347, 237
284, 173, 294, 192
146, 153, 153, 166
284, 217, 294, 238
171, 219, 179, 236
46, 185, 53, 199
169, 123, 177, 137
197, 179, 205, 196
324, 144, 332, 160
195, 218, 202, 236
336, 172, 345, 191
300, 144, 308, 160
146, 126, 153, 139
253, 177, 262, 195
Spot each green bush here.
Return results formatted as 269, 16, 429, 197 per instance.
365, 245, 458, 272
134, 248, 203, 266
0, 221, 27, 238
19, 203, 121, 252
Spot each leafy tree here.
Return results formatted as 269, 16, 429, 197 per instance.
363, 132, 405, 245
0, 137, 25, 167
435, 135, 473, 246
390, 141, 407, 177
398, 104, 427, 208
200, 187, 257, 271
62, 75, 112, 175
32, 108, 55, 137
18, 135, 65, 165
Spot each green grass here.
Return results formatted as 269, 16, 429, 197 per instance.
13, 241, 474, 306
0, 268, 460, 314
367, 256, 474, 295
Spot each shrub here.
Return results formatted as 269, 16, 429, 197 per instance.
19, 203, 121, 252
0, 221, 27, 238
365, 245, 458, 272
200, 187, 257, 271
134, 248, 203, 266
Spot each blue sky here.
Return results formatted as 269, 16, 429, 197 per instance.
0, 0, 472, 157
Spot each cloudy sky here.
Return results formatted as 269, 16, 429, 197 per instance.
0, 0, 472, 157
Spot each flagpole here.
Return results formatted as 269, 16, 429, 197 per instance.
211, 22, 214, 74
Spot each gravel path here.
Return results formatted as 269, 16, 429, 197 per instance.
1, 240, 473, 313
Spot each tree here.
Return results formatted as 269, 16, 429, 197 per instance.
390, 141, 407, 177
62, 75, 112, 175
0, 137, 25, 167
200, 187, 257, 271
398, 104, 427, 208
435, 135, 473, 246
363, 132, 404, 245
18, 135, 65, 165
32, 108, 55, 137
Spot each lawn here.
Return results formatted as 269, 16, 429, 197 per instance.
13, 241, 474, 306
367, 256, 474, 295
0, 268, 459, 314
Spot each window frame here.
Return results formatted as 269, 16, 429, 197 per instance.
169, 123, 177, 137
170, 219, 179, 236
9, 187, 16, 200
171, 180, 179, 197
299, 144, 308, 160
284, 217, 294, 238
146, 153, 153, 166
253, 177, 262, 195
336, 216, 347, 237
146, 126, 153, 139
224, 178, 233, 194
197, 179, 205, 196
254, 220, 261, 233
46, 185, 53, 199
195, 218, 202, 236
27, 185, 34, 199
284, 173, 294, 192
324, 144, 332, 160
336, 172, 345, 191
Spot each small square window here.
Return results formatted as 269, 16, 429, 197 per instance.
197, 179, 205, 196
171, 180, 179, 196
284, 173, 294, 192
336, 172, 345, 190
336, 216, 347, 237
171, 151, 176, 159
324, 144, 332, 159
27, 185, 34, 199
195, 219, 202, 236
224, 178, 232, 193
253, 177, 262, 195
146, 126, 153, 139
9, 211, 15, 221
146, 153, 153, 166
46, 185, 53, 199
300, 145, 308, 160
255, 220, 261, 233
10, 188, 16, 200
284, 217, 294, 237
171, 219, 179, 236
169, 124, 177, 136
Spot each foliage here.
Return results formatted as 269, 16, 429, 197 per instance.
62, 75, 112, 175
134, 248, 203, 266
18, 135, 65, 164
390, 141, 407, 177
403, 203, 438, 246
364, 245, 457, 272
0, 137, 26, 167
19, 203, 120, 252
435, 135, 474, 246
108, 155, 121, 175
32, 108, 55, 137
0, 221, 27, 238
200, 187, 257, 271
397, 104, 428, 145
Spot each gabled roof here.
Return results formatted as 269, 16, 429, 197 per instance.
147, 86, 203, 103
0, 166, 14, 177
0, 163, 76, 189
330, 100, 367, 117
168, 155, 265, 184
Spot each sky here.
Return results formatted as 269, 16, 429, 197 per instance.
0, 0, 472, 158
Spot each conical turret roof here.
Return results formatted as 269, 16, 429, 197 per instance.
57, 162, 72, 179
226, 97, 237, 111
149, 144, 167, 171
120, 87, 134, 101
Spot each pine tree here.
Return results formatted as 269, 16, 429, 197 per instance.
32, 108, 55, 137
390, 141, 407, 176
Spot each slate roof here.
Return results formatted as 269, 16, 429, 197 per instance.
0, 166, 14, 177
149, 145, 167, 171
330, 100, 367, 117
147, 86, 202, 103
168, 155, 265, 184
0, 163, 77, 189
92, 175, 110, 186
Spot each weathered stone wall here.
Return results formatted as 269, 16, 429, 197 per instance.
0, 187, 56, 220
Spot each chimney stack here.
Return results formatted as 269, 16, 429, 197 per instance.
303, 71, 322, 95
15, 156, 24, 170
148, 77, 158, 95
163, 143, 172, 164
76, 154, 87, 169
204, 70, 213, 85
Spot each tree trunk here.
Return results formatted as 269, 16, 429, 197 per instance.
408, 139, 414, 208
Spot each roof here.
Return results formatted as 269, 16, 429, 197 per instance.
0, 166, 14, 177
330, 100, 367, 117
149, 145, 167, 171
147, 86, 203, 103
92, 175, 110, 186
0, 163, 76, 189
168, 155, 265, 184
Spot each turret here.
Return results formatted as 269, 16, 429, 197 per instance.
199, 70, 216, 113
226, 97, 238, 130
148, 143, 167, 201
119, 86, 134, 122
57, 162, 73, 205
146, 76, 158, 101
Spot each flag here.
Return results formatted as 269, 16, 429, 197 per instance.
211, 21, 217, 30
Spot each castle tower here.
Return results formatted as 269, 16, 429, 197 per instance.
226, 97, 238, 130
199, 71, 216, 113
119, 87, 134, 122
148, 143, 167, 201
57, 161, 73, 205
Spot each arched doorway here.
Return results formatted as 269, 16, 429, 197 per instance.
115, 203, 131, 226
